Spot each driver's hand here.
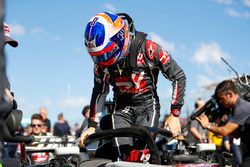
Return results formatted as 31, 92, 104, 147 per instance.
165, 113, 181, 137
79, 127, 95, 147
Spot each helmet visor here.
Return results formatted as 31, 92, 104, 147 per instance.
90, 43, 120, 64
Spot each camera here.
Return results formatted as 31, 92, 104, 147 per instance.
191, 74, 250, 122
190, 95, 226, 122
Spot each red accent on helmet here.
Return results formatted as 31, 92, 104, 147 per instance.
89, 42, 116, 57
98, 57, 116, 67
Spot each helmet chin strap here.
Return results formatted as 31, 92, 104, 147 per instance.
115, 51, 127, 75
117, 53, 126, 63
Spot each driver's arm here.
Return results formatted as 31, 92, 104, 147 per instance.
153, 43, 186, 136
80, 65, 109, 147
88, 65, 110, 128
153, 46, 186, 117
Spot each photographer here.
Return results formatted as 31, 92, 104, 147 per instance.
197, 80, 250, 167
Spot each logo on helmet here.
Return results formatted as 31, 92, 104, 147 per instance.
90, 17, 98, 27
117, 28, 125, 41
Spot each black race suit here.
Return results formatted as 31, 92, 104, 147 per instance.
88, 39, 186, 148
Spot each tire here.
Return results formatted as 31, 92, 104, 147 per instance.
173, 154, 199, 163
80, 158, 112, 167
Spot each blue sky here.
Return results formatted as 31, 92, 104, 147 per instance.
4, 0, 250, 127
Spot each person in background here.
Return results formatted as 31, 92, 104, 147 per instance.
39, 107, 51, 133
53, 113, 71, 137
82, 105, 90, 119
76, 105, 90, 137
197, 80, 250, 167
0, 0, 5, 117
0, 11, 5, 167
28, 114, 49, 165
1, 22, 20, 167
1, 21, 18, 114
0, 22, 18, 118
1, 22, 18, 113
189, 98, 208, 144
74, 123, 80, 136
30, 114, 46, 136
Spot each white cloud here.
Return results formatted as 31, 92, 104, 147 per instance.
185, 73, 230, 102
243, 0, 250, 7
30, 27, 62, 40
196, 73, 230, 91
56, 83, 88, 108
196, 74, 215, 88
16, 95, 88, 116
213, 0, 250, 7
192, 41, 229, 65
30, 27, 48, 38
57, 96, 88, 109
214, 0, 234, 5
188, 89, 205, 100
226, 8, 250, 18
213, 0, 250, 18
149, 32, 176, 53
103, 3, 117, 12
10, 23, 26, 36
